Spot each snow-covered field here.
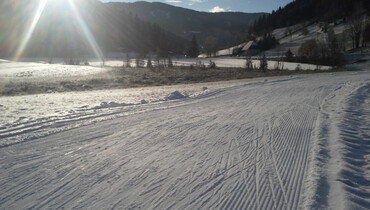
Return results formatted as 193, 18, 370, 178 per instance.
0, 61, 369, 209
0, 60, 108, 79
1, 57, 331, 74
173, 57, 331, 70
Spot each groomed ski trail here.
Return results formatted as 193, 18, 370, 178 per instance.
0, 72, 369, 209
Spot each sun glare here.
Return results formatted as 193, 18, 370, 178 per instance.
67, 0, 104, 62
13, 0, 104, 62
14, 0, 48, 60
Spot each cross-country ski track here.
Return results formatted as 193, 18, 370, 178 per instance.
1, 71, 369, 209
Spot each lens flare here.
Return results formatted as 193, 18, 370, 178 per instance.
14, 0, 48, 60
67, 0, 104, 62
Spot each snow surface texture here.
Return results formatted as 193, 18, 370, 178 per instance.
0, 79, 254, 136
0, 61, 108, 79
0, 71, 369, 209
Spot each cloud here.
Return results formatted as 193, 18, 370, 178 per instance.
166, 0, 182, 3
209, 6, 225, 13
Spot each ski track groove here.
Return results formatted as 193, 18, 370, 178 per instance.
1, 72, 369, 209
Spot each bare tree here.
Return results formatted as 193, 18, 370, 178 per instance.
362, 22, 370, 47
126, 54, 131, 67
349, 16, 364, 49
204, 36, 219, 57
245, 56, 253, 70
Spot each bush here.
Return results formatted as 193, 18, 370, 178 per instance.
246, 56, 253, 70
298, 39, 343, 66
259, 54, 268, 72
208, 60, 216, 69
295, 64, 301, 71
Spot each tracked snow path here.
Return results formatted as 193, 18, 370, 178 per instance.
0, 72, 369, 209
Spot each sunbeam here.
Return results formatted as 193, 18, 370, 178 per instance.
67, 0, 104, 62
14, 0, 48, 60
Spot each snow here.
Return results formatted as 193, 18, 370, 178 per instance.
0, 57, 331, 81
0, 79, 255, 146
0, 62, 369, 209
0, 61, 108, 79
173, 57, 331, 70
267, 22, 351, 57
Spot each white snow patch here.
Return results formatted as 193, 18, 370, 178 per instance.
0, 61, 108, 79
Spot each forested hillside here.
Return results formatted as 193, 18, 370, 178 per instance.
249, 0, 369, 35
106, 1, 265, 49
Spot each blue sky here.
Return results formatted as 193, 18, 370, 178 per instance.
100, 0, 294, 13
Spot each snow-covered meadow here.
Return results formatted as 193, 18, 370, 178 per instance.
0, 59, 369, 209
2, 56, 331, 72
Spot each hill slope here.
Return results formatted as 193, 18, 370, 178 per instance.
106, 1, 265, 48
249, 0, 368, 34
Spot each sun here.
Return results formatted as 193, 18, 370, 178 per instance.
14, 0, 104, 62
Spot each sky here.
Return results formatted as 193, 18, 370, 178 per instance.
99, 0, 294, 13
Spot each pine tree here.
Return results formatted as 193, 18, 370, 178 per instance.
285, 49, 293, 61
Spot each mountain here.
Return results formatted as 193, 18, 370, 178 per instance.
0, 0, 187, 58
0, 0, 265, 58
106, 1, 265, 49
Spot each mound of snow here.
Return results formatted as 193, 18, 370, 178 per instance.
165, 91, 188, 100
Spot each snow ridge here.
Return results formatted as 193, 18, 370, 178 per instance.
337, 84, 370, 209
302, 81, 370, 209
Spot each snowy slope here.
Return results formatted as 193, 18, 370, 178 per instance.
267, 22, 350, 57
0, 71, 369, 209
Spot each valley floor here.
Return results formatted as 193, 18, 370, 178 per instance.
0, 69, 369, 209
